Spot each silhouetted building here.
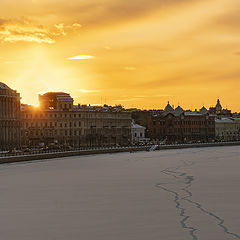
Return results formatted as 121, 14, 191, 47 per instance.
209, 99, 231, 116
0, 82, 21, 150
39, 92, 73, 110
21, 92, 132, 147
131, 109, 164, 138
148, 103, 215, 143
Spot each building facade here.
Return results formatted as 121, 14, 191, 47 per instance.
21, 92, 132, 148
0, 82, 21, 150
131, 122, 146, 144
215, 117, 240, 141
147, 103, 215, 143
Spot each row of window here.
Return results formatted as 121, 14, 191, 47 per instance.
24, 129, 83, 137
25, 113, 82, 119
25, 121, 82, 128
25, 122, 130, 128
24, 112, 129, 119
153, 128, 215, 134
154, 120, 215, 126
23, 129, 130, 137
217, 131, 240, 135
58, 103, 72, 109
134, 133, 143, 137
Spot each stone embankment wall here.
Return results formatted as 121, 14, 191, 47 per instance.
0, 142, 240, 165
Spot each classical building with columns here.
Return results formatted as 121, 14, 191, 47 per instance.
0, 82, 21, 150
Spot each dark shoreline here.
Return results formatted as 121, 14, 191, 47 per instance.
0, 142, 240, 165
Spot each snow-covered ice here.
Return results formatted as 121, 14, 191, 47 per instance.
0, 146, 239, 240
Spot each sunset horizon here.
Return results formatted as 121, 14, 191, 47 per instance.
1, 0, 240, 111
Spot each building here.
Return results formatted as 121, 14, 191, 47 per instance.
209, 99, 231, 116
131, 110, 151, 130
21, 92, 132, 148
147, 102, 215, 143
131, 122, 146, 144
0, 82, 21, 150
215, 117, 240, 141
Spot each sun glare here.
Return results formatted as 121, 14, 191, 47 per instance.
9, 47, 86, 106
67, 55, 94, 60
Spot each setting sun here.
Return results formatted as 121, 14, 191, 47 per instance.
1, 0, 240, 110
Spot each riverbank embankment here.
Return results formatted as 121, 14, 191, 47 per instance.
0, 141, 240, 164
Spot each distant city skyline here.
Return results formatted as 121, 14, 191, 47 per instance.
1, 0, 240, 110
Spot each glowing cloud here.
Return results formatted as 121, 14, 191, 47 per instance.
67, 55, 94, 60
0, 18, 82, 44
0, 18, 55, 43
77, 89, 100, 93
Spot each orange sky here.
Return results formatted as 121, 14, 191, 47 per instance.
1, 0, 240, 111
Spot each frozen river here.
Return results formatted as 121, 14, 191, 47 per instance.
0, 146, 240, 240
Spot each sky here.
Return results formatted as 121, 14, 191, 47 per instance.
1, 0, 240, 111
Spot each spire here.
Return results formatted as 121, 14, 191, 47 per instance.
215, 98, 222, 112
164, 101, 174, 113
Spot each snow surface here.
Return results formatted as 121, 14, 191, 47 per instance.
0, 146, 240, 240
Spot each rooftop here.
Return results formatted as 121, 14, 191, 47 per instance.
0, 82, 11, 90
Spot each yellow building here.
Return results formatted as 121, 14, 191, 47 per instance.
215, 117, 240, 141
21, 92, 132, 148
